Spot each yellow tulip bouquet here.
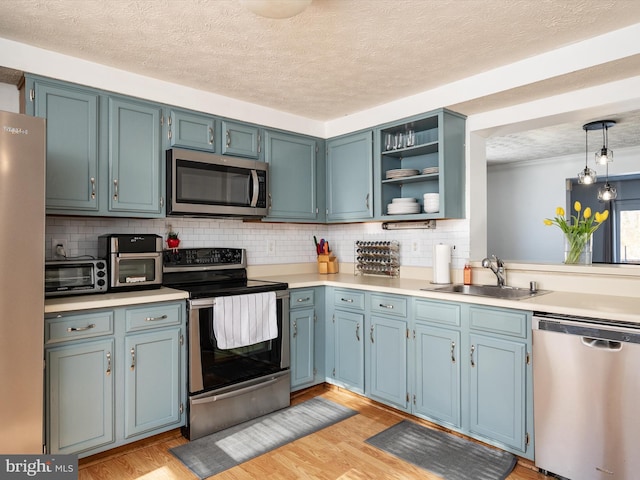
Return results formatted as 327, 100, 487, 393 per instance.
544, 201, 609, 264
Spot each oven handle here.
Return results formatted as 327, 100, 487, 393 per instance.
191, 372, 288, 404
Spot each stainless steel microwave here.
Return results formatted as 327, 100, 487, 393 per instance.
166, 148, 268, 217
45, 259, 108, 297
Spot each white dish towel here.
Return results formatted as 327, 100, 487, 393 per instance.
212, 292, 278, 349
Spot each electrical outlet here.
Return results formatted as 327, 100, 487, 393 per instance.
267, 240, 276, 254
51, 238, 68, 259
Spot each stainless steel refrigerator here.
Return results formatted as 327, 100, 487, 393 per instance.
0, 110, 46, 453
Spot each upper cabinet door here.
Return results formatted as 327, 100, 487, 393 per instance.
264, 131, 317, 221
33, 80, 100, 212
169, 109, 215, 152
108, 97, 163, 215
221, 120, 260, 158
326, 131, 373, 222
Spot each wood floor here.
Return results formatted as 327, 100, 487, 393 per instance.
78, 385, 551, 479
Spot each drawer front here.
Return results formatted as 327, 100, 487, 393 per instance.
333, 289, 365, 311
370, 294, 407, 317
125, 302, 182, 332
468, 306, 528, 338
45, 310, 114, 344
415, 299, 461, 327
290, 289, 315, 309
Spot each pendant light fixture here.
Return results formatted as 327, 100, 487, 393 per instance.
578, 123, 597, 185
598, 161, 618, 201
580, 120, 617, 201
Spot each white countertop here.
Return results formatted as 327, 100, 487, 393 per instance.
257, 272, 640, 324
44, 274, 640, 324
45, 287, 189, 314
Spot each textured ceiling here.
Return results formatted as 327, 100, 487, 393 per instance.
1, 0, 640, 162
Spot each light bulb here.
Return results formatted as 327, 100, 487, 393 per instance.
595, 147, 613, 165
578, 166, 596, 185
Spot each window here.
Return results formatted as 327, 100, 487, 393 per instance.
615, 199, 640, 263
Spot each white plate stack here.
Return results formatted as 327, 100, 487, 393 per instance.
387, 197, 420, 215
423, 193, 439, 213
386, 169, 420, 179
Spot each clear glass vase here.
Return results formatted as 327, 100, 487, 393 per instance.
564, 233, 593, 264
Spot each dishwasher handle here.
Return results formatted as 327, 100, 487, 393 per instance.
581, 337, 623, 351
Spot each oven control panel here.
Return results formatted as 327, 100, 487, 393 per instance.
163, 247, 246, 267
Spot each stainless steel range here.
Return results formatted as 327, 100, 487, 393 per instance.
163, 247, 290, 440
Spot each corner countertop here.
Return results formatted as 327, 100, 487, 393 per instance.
45, 287, 189, 314
44, 274, 640, 324
257, 272, 640, 324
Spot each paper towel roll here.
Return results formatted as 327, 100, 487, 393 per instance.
433, 244, 452, 284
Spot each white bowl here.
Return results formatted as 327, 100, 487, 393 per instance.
392, 197, 417, 203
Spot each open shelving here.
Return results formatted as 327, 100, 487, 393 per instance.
376, 108, 466, 220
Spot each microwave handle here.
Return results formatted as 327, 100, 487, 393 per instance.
116, 252, 162, 259
250, 169, 259, 207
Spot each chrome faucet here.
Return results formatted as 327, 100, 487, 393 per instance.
482, 255, 506, 287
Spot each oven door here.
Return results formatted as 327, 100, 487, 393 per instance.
187, 290, 289, 395
109, 252, 162, 289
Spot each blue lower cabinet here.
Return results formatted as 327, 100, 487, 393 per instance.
290, 307, 315, 389
46, 339, 115, 455
333, 309, 365, 393
44, 301, 186, 457
367, 315, 408, 410
414, 322, 461, 428
124, 328, 182, 438
468, 333, 526, 452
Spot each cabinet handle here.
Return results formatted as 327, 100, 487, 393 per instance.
451, 341, 456, 363
356, 323, 360, 341
370, 325, 374, 343
268, 193, 272, 209
209, 127, 214, 145
106, 351, 111, 376
67, 323, 95, 332
130, 347, 135, 371
341, 298, 354, 303
226, 130, 231, 147
292, 320, 297, 338
90, 177, 96, 199
113, 179, 118, 201
145, 314, 168, 322
365, 193, 370, 209
470, 344, 475, 367
296, 297, 310, 302
379, 303, 394, 309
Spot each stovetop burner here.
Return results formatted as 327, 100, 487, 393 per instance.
162, 247, 287, 298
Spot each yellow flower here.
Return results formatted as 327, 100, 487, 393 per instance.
595, 210, 610, 223
543, 219, 553, 226
556, 207, 565, 217
584, 207, 591, 219
574, 201, 581, 212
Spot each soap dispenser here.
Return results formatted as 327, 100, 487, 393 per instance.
463, 261, 472, 285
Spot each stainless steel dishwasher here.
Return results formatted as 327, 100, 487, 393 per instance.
533, 312, 640, 480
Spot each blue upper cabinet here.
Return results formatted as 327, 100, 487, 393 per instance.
169, 109, 215, 152
28, 78, 100, 212
326, 130, 373, 222
375, 108, 466, 220
221, 120, 261, 158
26, 75, 166, 218
264, 130, 319, 222
108, 96, 164, 216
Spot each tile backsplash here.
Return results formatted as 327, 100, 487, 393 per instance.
45, 216, 470, 270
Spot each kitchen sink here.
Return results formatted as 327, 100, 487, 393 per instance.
426, 284, 548, 300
